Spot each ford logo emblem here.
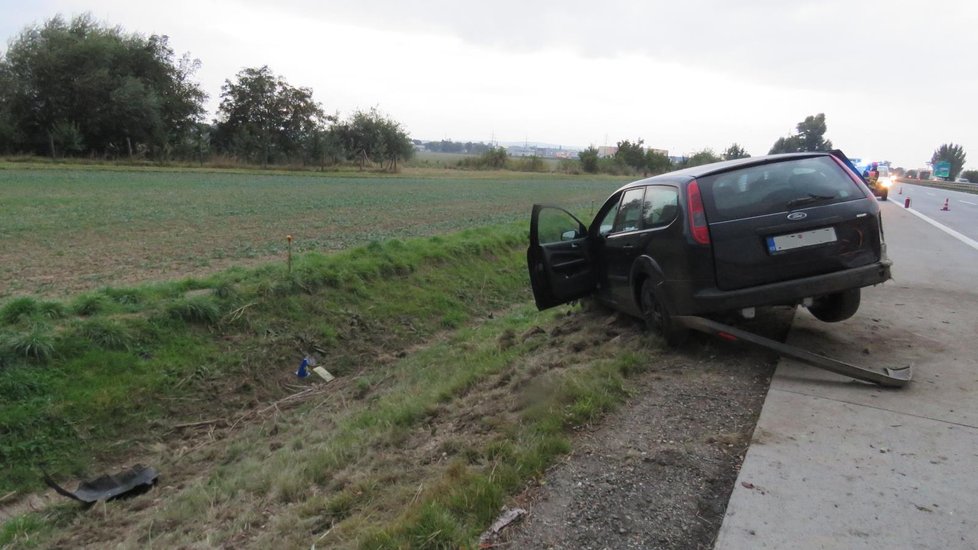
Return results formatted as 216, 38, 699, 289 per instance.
787, 212, 807, 221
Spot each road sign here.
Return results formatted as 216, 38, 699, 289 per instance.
934, 161, 951, 179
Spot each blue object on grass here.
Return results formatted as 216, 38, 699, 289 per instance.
296, 357, 310, 378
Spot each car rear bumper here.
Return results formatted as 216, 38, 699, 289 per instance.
671, 260, 892, 315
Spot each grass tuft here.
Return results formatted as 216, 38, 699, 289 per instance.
70, 318, 134, 351
71, 294, 109, 316
212, 281, 238, 300
1, 297, 39, 325
1, 323, 56, 363
166, 297, 221, 324
0, 512, 50, 547
37, 301, 68, 319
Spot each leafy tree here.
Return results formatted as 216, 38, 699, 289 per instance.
213, 66, 327, 167
678, 149, 722, 169
480, 146, 508, 169
305, 126, 344, 170
332, 108, 413, 171
578, 146, 599, 173
795, 114, 833, 152
49, 121, 85, 157
930, 143, 967, 180
381, 119, 415, 171
769, 113, 833, 154
722, 143, 750, 160
645, 149, 672, 174
615, 139, 647, 173
0, 14, 205, 158
0, 63, 15, 153
960, 170, 978, 182
769, 136, 801, 154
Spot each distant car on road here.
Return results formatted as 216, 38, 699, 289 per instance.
955, 177, 971, 183
868, 165, 892, 201
528, 151, 892, 345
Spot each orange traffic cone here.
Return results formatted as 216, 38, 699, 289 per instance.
941, 199, 950, 211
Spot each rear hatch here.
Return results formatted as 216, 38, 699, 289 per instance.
698, 155, 881, 291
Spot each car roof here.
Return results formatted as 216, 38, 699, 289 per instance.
619, 152, 835, 191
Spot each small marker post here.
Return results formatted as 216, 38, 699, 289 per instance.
287, 234, 293, 274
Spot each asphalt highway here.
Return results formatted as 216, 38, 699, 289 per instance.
889, 182, 978, 242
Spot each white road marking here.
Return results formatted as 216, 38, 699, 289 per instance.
926, 192, 935, 196
960, 200, 977, 206
888, 203, 978, 251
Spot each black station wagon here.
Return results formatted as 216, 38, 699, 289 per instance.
527, 151, 892, 345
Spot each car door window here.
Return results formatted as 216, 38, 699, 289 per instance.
612, 188, 645, 233
537, 208, 585, 245
642, 186, 680, 227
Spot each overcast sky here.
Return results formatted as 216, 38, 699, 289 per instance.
2, 0, 976, 168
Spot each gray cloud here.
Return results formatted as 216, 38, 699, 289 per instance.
237, 0, 978, 96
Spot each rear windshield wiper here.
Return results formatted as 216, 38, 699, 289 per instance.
786, 193, 836, 209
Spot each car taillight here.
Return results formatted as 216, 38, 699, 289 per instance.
686, 179, 710, 245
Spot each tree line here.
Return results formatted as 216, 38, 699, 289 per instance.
574, 113, 836, 176
0, 14, 412, 169
576, 140, 749, 176
577, 113, 970, 181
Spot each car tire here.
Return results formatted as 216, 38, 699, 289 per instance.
640, 279, 688, 347
807, 288, 861, 322
880, 189, 888, 201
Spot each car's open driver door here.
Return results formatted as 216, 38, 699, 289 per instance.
527, 204, 597, 310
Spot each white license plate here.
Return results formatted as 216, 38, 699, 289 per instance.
766, 227, 837, 253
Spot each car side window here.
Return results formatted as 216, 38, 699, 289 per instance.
612, 188, 645, 233
537, 208, 584, 245
642, 186, 679, 227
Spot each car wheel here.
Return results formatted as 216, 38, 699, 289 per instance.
807, 288, 861, 322
640, 279, 688, 346
880, 189, 888, 201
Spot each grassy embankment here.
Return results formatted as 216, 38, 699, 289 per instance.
1, 164, 657, 547
0, 225, 661, 548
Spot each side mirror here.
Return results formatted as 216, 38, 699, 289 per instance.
561, 230, 578, 241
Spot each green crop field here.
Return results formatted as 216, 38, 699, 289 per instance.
0, 167, 625, 299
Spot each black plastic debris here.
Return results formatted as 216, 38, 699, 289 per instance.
44, 464, 158, 504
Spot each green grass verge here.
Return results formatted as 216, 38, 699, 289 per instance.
0, 223, 529, 496
1, 221, 661, 549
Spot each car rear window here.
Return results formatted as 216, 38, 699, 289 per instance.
699, 156, 864, 223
